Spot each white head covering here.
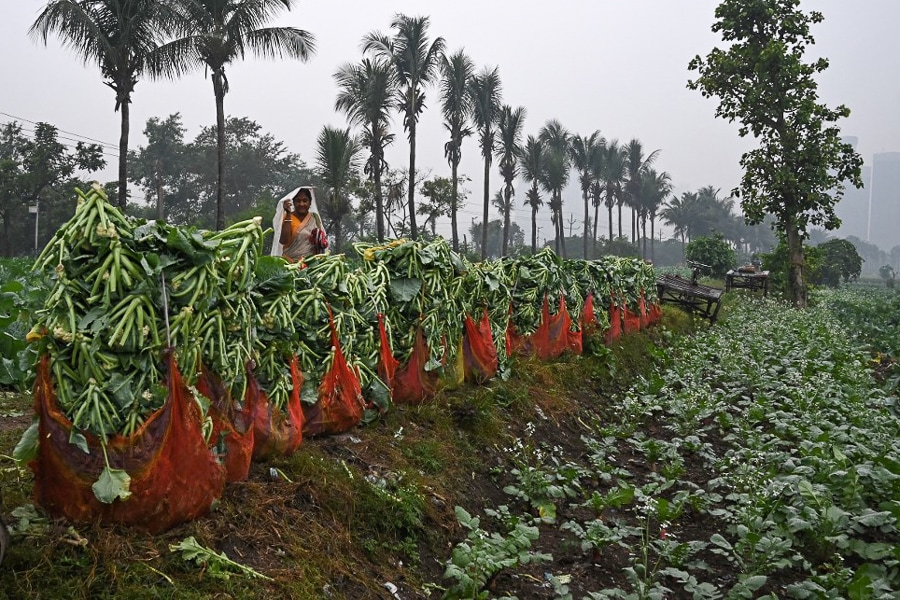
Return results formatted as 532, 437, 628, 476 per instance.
271, 186, 325, 257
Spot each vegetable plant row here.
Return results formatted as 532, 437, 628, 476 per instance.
444, 294, 900, 598
18, 185, 660, 531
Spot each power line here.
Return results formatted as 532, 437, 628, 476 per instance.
0, 110, 120, 151
2, 121, 120, 161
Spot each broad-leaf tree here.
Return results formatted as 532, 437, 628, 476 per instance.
439, 49, 474, 251
467, 66, 503, 260
496, 105, 526, 257
153, 0, 316, 230
128, 113, 188, 220
29, 0, 176, 210
315, 126, 362, 253
518, 135, 545, 253
334, 57, 396, 243
0, 122, 104, 256
688, 0, 863, 306
363, 14, 445, 241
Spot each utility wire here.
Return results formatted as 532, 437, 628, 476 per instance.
0, 110, 120, 151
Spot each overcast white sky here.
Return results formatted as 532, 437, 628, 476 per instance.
2, 1, 898, 243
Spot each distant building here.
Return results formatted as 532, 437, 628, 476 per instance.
868, 152, 900, 252
834, 165, 871, 241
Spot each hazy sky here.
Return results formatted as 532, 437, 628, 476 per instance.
2, 1, 898, 242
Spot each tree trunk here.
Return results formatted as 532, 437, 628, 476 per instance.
786, 221, 807, 307
558, 193, 567, 259
213, 73, 227, 231
617, 203, 623, 240
118, 99, 130, 211
374, 158, 385, 243
650, 217, 656, 262
583, 188, 589, 259
608, 201, 614, 247
155, 169, 164, 221
531, 203, 537, 253
502, 185, 511, 256
450, 159, 460, 251
592, 200, 599, 252
481, 155, 490, 260
407, 118, 418, 240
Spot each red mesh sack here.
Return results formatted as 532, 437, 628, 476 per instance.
377, 313, 399, 389
546, 297, 578, 358
31, 354, 226, 533
251, 356, 304, 460
639, 291, 651, 329
582, 293, 598, 338
624, 307, 641, 334
197, 366, 255, 483
392, 327, 441, 404
463, 309, 499, 384
606, 301, 623, 344
508, 297, 552, 358
649, 298, 662, 324
303, 318, 365, 436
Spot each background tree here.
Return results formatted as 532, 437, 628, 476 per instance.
569, 131, 604, 258
639, 168, 671, 261
688, 0, 863, 306
363, 14, 445, 241
539, 120, 571, 257
468, 66, 502, 260
623, 138, 659, 244
29, 0, 176, 210
598, 139, 626, 246
518, 135, 545, 254
334, 57, 396, 243
153, 0, 316, 230
419, 175, 457, 237
315, 126, 362, 253
686, 233, 735, 278
0, 121, 104, 256
495, 105, 525, 257
439, 49, 474, 251
128, 113, 187, 220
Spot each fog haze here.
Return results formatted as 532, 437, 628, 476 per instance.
2, 0, 898, 243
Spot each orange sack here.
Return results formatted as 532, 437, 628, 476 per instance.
463, 309, 499, 384
251, 356, 304, 460
31, 354, 226, 533
392, 327, 441, 404
197, 366, 255, 483
302, 323, 365, 436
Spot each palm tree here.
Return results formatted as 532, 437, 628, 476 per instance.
315, 126, 362, 253
539, 120, 571, 256
439, 49, 474, 251
152, 0, 315, 229
660, 191, 696, 251
596, 139, 627, 245
334, 57, 396, 243
569, 131, 604, 258
518, 135, 545, 253
496, 105, 526, 257
639, 168, 672, 261
541, 148, 569, 257
363, 14, 445, 241
624, 139, 659, 244
29, 0, 177, 210
467, 66, 502, 260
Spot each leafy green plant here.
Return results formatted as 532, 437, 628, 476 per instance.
685, 233, 735, 278
442, 506, 551, 600
169, 536, 273, 581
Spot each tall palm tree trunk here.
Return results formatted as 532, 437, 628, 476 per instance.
608, 203, 614, 246
374, 164, 385, 242
502, 186, 511, 256
450, 161, 460, 251
650, 217, 656, 262
617, 204, 623, 240
531, 205, 538, 253
582, 190, 589, 259
481, 156, 490, 259
117, 99, 130, 210
407, 119, 418, 240
213, 73, 227, 231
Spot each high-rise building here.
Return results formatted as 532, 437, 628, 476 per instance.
834, 165, 871, 241
868, 152, 900, 252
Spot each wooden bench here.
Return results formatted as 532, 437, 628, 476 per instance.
656, 273, 724, 323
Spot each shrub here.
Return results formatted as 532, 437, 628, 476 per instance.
685, 233, 735, 278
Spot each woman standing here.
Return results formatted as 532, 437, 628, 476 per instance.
271, 187, 328, 262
